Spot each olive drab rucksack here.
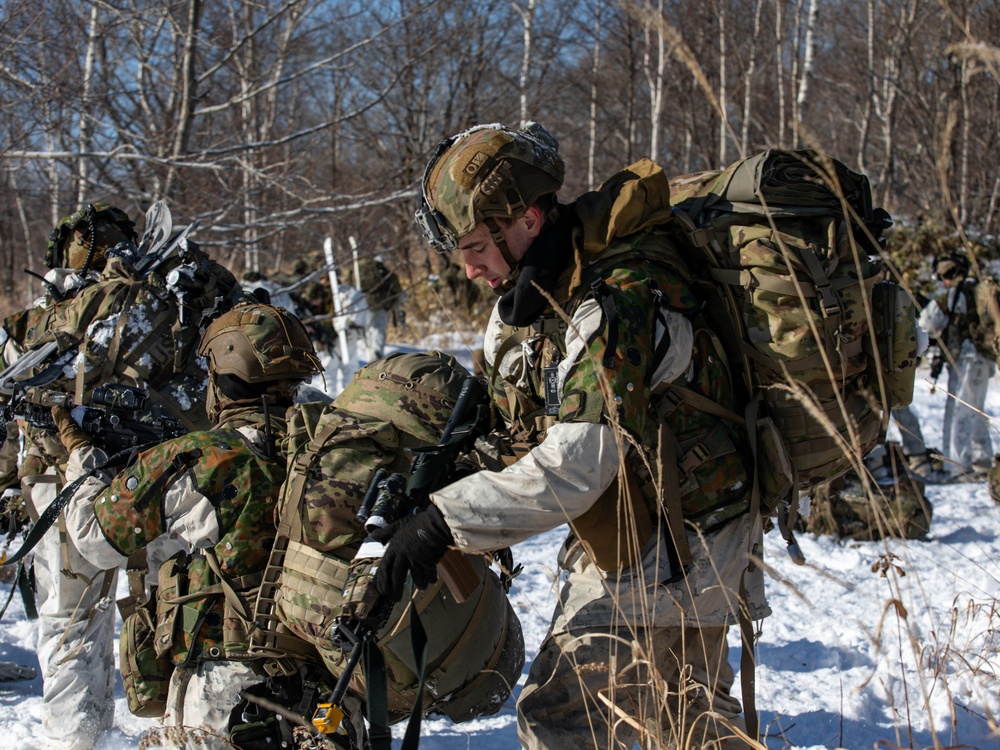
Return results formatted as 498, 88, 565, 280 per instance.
973, 274, 1000, 361
250, 353, 523, 729
16, 241, 241, 431
665, 150, 917, 520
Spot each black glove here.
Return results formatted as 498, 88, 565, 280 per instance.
371, 505, 454, 602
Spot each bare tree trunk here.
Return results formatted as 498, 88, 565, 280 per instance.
858, 0, 876, 175
164, 0, 203, 199
588, 0, 602, 188
986, 175, 1000, 234
642, 0, 666, 160
76, 5, 100, 207
795, 0, 818, 148
512, 0, 537, 128
959, 55, 971, 225
741, 0, 763, 156
718, 0, 728, 164
775, 0, 787, 147
789, 0, 804, 145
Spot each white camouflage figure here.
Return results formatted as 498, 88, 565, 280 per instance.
919, 253, 997, 478
4, 203, 240, 749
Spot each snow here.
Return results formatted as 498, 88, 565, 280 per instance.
2, 344, 999, 749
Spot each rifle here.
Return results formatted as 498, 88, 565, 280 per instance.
4, 383, 186, 456
0, 383, 187, 572
312, 377, 492, 741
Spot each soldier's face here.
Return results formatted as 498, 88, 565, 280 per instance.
459, 207, 543, 289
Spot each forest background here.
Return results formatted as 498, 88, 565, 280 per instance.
1, 0, 999, 327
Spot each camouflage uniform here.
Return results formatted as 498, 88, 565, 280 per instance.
62, 406, 284, 745
419, 127, 767, 749
920, 277, 996, 476
1, 298, 119, 750
9, 209, 239, 750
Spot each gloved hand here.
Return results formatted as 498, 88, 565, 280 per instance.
371, 504, 454, 602
0, 487, 25, 536
51, 404, 91, 453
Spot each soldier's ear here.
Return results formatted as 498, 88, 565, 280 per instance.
521, 205, 545, 239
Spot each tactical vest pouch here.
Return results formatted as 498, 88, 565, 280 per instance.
755, 416, 795, 504
120, 597, 173, 718
274, 541, 353, 646
568, 464, 652, 572
153, 553, 186, 660
864, 281, 918, 409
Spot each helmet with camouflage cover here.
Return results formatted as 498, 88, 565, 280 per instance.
935, 251, 970, 282
415, 123, 565, 259
46, 202, 137, 272
198, 301, 321, 421
334, 350, 483, 447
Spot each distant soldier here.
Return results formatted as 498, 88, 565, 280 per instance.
920, 252, 996, 478
351, 256, 405, 361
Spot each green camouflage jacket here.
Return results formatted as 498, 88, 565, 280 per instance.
90, 408, 285, 665
490, 184, 750, 527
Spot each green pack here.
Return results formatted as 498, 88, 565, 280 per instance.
667, 149, 914, 492
119, 599, 173, 718
20, 247, 239, 430
973, 276, 1000, 361
251, 364, 523, 725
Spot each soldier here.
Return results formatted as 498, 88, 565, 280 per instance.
374, 123, 767, 748
919, 252, 996, 478
5, 203, 239, 749
56, 301, 326, 749
352, 256, 405, 361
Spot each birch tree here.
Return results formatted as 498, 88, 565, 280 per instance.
794, 0, 819, 148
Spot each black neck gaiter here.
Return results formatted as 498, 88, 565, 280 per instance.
497, 207, 579, 326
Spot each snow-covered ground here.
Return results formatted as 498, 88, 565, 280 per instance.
1, 340, 998, 749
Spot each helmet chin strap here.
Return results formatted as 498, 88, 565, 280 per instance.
483, 216, 522, 296
484, 217, 517, 271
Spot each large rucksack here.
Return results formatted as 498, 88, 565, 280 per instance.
251, 397, 523, 727
564, 152, 915, 526
664, 150, 917, 513
15, 244, 239, 431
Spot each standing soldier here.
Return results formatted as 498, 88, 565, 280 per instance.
375, 123, 766, 748
5, 203, 239, 749
57, 301, 325, 749
920, 252, 996, 478
353, 256, 405, 361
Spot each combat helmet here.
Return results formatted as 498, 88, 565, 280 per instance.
334, 350, 487, 447
935, 251, 970, 281
46, 203, 137, 272
198, 301, 321, 421
415, 123, 565, 264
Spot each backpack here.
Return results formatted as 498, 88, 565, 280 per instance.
973, 275, 1000, 361
17, 245, 239, 431
665, 150, 916, 501
251, 401, 524, 726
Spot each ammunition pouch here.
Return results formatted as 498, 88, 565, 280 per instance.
120, 593, 173, 718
